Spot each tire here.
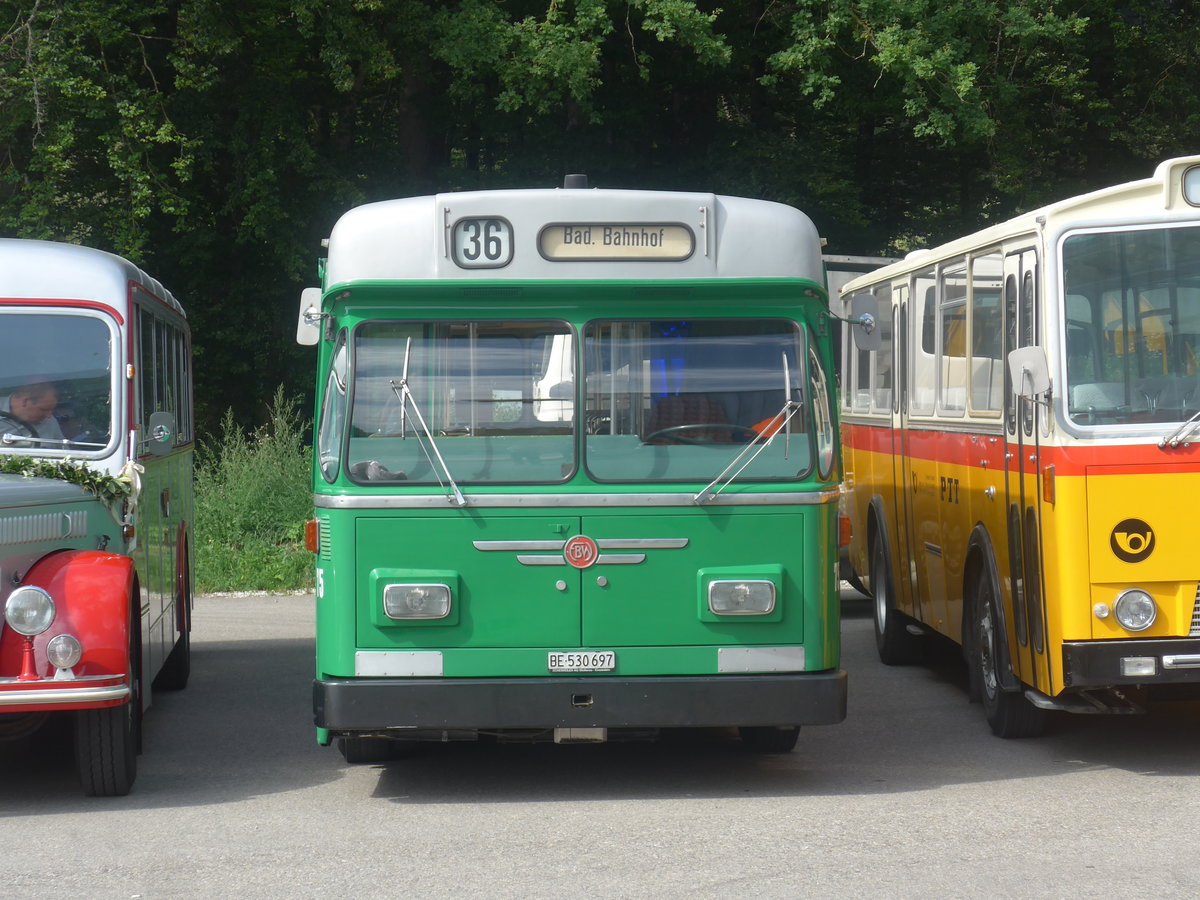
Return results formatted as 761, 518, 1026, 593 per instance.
154, 630, 190, 691
155, 545, 192, 691
870, 532, 921, 665
76, 699, 138, 796
338, 736, 393, 763
738, 725, 800, 753
76, 601, 141, 796
843, 566, 869, 598
972, 569, 1048, 739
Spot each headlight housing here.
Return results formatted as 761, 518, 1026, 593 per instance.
47, 633, 83, 669
1113, 589, 1157, 632
708, 580, 776, 616
383, 583, 451, 619
5, 586, 56, 636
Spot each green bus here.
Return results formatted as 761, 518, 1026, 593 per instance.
298, 178, 846, 760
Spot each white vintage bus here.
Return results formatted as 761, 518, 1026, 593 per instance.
0, 239, 194, 795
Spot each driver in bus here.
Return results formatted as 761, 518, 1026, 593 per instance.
0, 381, 65, 446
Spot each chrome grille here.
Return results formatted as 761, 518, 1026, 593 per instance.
1191, 583, 1200, 636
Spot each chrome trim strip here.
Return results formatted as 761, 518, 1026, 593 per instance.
596, 554, 646, 565
476, 537, 688, 552
717, 646, 806, 673
1163, 654, 1200, 669
517, 555, 567, 566
316, 490, 838, 510
356, 650, 444, 677
475, 540, 565, 552
598, 538, 688, 550
515, 553, 649, 566
0, 682, 130, 707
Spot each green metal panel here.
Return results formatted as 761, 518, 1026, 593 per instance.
355, 515, 582, 649
578, 510, 806, 648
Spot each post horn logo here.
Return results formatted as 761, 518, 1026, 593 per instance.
1110, 518, 1154, 563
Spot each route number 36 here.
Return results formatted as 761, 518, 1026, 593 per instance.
452, 217, 513, 268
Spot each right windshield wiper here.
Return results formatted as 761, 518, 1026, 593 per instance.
1160, 407, 1200, 449
695, 352, 803, 504
389, 337, 466, 507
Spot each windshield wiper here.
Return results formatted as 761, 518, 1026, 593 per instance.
1160, 407, 1200, 449
695, 352, 803, 504
389, 337, 465, 507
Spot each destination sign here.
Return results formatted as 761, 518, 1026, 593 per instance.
539, 223, 694, 261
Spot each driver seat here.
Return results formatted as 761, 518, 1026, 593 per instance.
644, 394, 730, 444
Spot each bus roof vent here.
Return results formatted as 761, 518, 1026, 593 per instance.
563, 174, 589, 189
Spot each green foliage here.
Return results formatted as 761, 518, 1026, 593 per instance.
0, 454, 135, 505
193, 387, 313, 592
2, 0, 1200, 438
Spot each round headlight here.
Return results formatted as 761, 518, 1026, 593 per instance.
5, 586, 56, 636
46, 633, 83, 669
1114, 589, 1157, 632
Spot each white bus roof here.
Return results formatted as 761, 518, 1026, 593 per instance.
323, 187, 824, 288
0, 238, 184, 318
840, 154, 1200, 294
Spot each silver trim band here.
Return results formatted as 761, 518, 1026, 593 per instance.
0, 682, 130, 707
474, 538, 688, 552
315, 490, 838, 510
515, 553, 649, 567
1163, 654, 1200, 669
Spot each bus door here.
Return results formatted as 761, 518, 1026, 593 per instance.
900, 272, 944, 625
1002, 248, 1049, 692
891, 288, 921, 619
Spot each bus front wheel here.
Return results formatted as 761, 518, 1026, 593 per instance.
738, 725, 800, 753
870, 532, 920, 665
971, 570, 1048, 739
338, 736, 393, 763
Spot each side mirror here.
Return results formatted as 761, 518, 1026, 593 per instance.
296, 287, 323, 346
1007, 346, 1051, 399
848, 293, 882, 352
147, 410, 175, 456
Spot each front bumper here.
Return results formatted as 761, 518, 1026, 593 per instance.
315, 671, 847, 733
1063, 638, 1200, 688
0, 677, 130, 709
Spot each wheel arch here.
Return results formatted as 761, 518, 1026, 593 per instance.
20, 550, 137, 681
964, 524, 1020, 693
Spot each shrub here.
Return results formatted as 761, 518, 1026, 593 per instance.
194, 387, 313, 592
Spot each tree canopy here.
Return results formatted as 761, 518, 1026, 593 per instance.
2, 0, 1198, 429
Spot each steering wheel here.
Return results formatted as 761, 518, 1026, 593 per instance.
642, 423, 760, 446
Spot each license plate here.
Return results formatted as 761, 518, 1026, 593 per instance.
548, 650, 616, 673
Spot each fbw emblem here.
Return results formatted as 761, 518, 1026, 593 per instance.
1110, 518, 1154, 563
563, 535, 599, 569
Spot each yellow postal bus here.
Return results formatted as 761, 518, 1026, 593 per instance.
840, 156, 1200, 736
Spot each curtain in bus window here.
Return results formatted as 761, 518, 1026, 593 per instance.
1063, 225, 1200, 425
872, 287, 894, 413
911, 270, 937, 414
969, 252, 1004, 413
939, 260, 967, 415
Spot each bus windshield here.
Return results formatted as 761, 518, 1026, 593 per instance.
346, 319, 575, 485
583, 318, 811, 482
0, 311, 115, 454
1063, 224, 1200, 425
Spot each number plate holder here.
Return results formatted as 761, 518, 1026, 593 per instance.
547, 650, 616, 673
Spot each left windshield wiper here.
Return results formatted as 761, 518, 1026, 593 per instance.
389, 337, 466, 507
